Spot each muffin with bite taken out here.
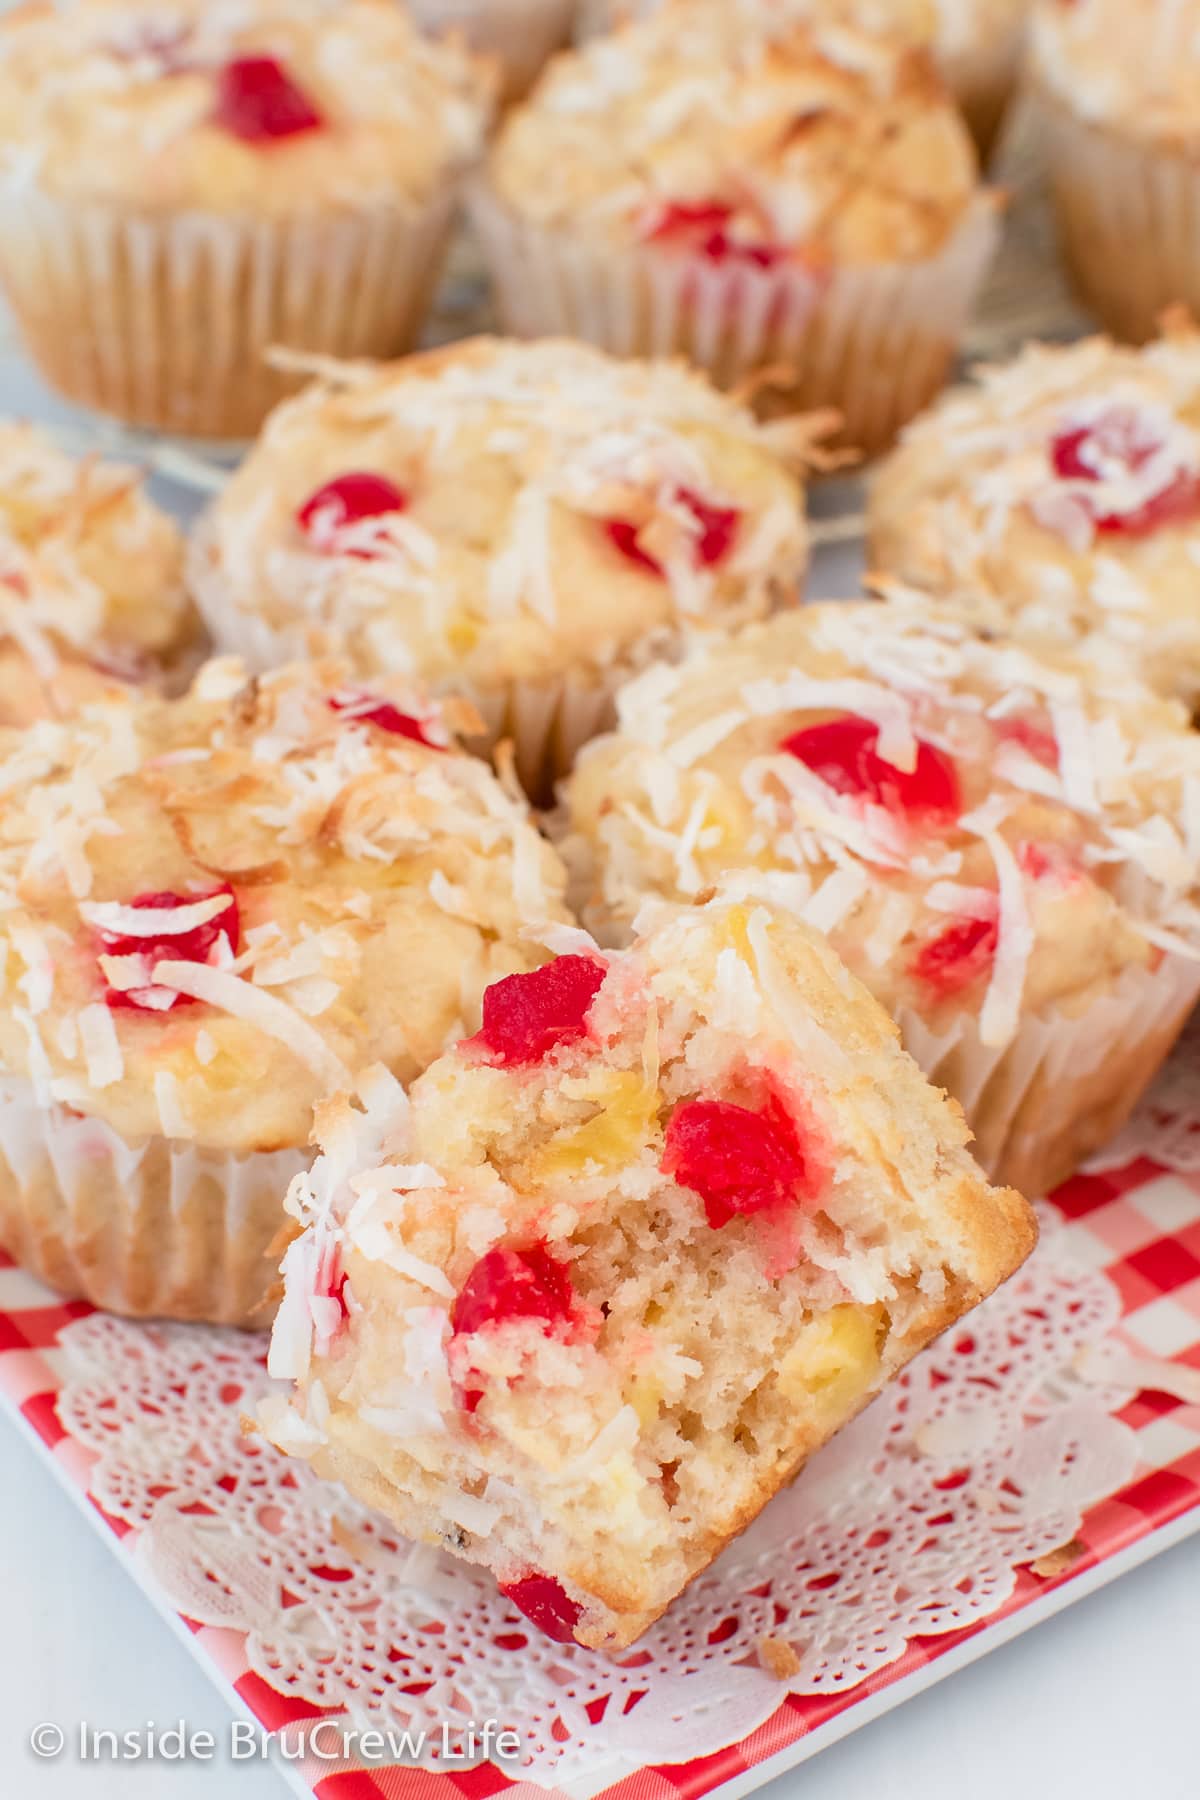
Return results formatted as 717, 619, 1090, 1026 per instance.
262, 893, 1035, 1649
0, 655, 570, 1325
559, 593, 1200, 1196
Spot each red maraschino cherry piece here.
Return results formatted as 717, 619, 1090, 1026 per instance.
100, 886, 239, 1014
297, 472, 408, 556
647, 199, 785, 269
911, 915, 998, 996
604, 517, 660, 575
452, 1244, 576, 1339
604, 486, 740, 578
450, 1244, 576, 1413
1097, 471, 1200, 537
662, 1095, 810, 1230
499, 1572, 582, 1643
1050, 424, 1103, 483
476, 956, 606, 1066
213, 55, 324, 143
1049, 412, 1200, 537
327, 692, 438, 748
782, 714, 961, 826
680, 487, 740, 566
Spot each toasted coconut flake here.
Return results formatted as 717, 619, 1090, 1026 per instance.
153, 1069, 189, 1138
151, 960, 353, 1090
78, 1002, 123, 1089
81, 891, 234, 938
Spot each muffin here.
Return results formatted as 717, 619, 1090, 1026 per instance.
869, 326, 1200, 709
0, 422, 198, 723
0, 656, 570, 1325
1030, 0, 1200, 342
411, 0, 575, 100
0, 0, 493, 439
471, 0, 1001, 456
559, 595, 1200, 1197
577, 0, 1031, 160
262, 894, 1035, 1649
188, 336, 815, 798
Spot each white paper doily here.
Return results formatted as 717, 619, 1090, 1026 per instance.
52, 1198, 1139, 1794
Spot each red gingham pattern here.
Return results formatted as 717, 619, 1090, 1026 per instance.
2, 1157, 1199, 1800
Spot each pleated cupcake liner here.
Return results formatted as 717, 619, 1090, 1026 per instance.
897, 952, 1200, 1198
0, 184, 460, 440
467, 184, 1001, 457
0, 1078, 305, 1327
1037, 91, 1200, 345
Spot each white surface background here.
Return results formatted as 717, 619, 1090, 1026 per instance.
2, 1411, 1198, 1796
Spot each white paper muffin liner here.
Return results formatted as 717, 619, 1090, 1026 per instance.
0, 183, 459, 440
1037, 92, 1200, 345
0, 1078, 306, 1327
412, 0, 574, 99
465, 660, 640, 800
468, 184, 1000, 457
897, 953, 1200, 1198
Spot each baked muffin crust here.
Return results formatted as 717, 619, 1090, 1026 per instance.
0, 657, 570, 1154
488, 0, 981, 265
869, 327, 1200, 705
191, 337, 813, 698
0, 0, 492, 214
1030, 0, 1200, 143
561, 595, 1200, 1037
0, 423, 195, 724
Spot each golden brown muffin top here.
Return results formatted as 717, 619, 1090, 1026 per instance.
869, 326, 1200, 706
488, 0, 982, 263
0, 656, 570, 1151
561, 593, 1200, 1041
0, 424, 195, 721
1030, 0, 1200, 141
0, 0, 493, 212
193, 337, 814, 692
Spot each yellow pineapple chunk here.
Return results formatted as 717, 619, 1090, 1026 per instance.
626, 1368, 663, 1428
446, 613, 481, 655
777, 1304, 884, 1417
529, 1072, 660, 1178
